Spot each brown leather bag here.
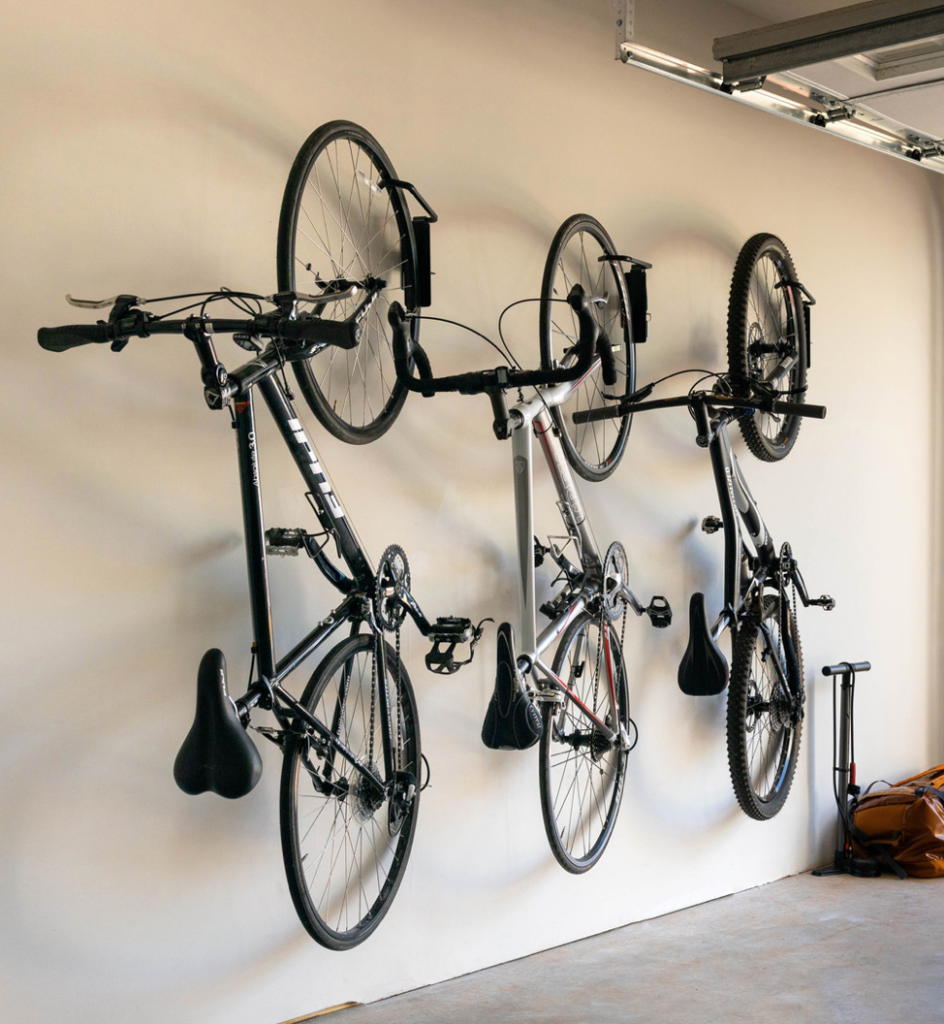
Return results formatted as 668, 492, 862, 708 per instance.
851, 764, 944, 878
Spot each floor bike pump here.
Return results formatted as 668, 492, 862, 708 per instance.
813, 661, 881, 878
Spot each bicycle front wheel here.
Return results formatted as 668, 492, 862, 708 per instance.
540, 214, 634, 482
540, 612, 630, 872
726, 596, 803, 820
277, 121, 419, 443
280, 633, 420, 949
727, 233, 807, 462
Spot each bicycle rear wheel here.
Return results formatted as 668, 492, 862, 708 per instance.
727, 233, 807, 462
540, 612, 630, 872
280, 633, 420, 949
277, 121, 419, 443
726, 596, 803, 820
540, 214, 634, 482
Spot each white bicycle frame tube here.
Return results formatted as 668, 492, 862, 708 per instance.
509, 375, 603, 663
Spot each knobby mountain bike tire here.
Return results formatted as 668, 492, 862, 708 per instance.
280, 633, 420, 949
726, 596, 803, 820
540, 612, 630, 872
727, 233, 807, 462
277, 121, 419, 443
539, 214, 634, 482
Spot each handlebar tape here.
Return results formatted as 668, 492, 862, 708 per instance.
38, 323, 112, 352
596, 329, 617, 387
388, 284, 599, 396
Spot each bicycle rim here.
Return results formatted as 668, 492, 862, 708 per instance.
540, 613, 629, 872
277, 121, 417, 443
726, 597, 802, 819
539, 214, 634, 481
279, 633, 420, 948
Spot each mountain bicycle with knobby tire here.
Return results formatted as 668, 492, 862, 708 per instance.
727, 232, 815, 463
389, 217, 672, 871
572, 233, 832, 820
37, 123, 482, 950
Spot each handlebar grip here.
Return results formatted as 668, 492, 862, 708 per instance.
771, 399, 826, 419
38, 323, 112, 352
279, 315, 359, 351
572, 404, 614, 425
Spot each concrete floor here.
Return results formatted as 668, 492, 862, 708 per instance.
322, 872, 944, 1024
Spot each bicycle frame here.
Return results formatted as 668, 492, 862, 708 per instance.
693, 396, 775, 641
225, 355, 397, 789
508, 374, 642, 743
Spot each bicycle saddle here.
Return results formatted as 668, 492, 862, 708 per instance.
174, 648, 263, 799
481, 623, 543, 750
677, 593, 729, 696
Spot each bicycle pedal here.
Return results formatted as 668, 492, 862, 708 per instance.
425, 617, 483, 675
265, 527, 306, 556
646, 596, 672, 628
813, 594, 836, 611
428, 616, 474, 644
701, 516, 723, 534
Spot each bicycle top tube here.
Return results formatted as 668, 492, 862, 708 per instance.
388, 284, 602, 399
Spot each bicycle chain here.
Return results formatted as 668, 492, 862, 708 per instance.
369, 632, 378, 768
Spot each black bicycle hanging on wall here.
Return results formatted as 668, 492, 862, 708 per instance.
573, 233, 834, 819
38, 121, 482, 951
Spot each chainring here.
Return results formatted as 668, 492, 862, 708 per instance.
374, 543, 411, 632
602, 541, 630, 622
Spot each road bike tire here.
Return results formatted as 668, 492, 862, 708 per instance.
540, 612, 630, 872
277, 121, 419, 444
726, 596, 803, 820
280, 633, 420, 949
539, 214, 634, 482
727, 233, 807, 462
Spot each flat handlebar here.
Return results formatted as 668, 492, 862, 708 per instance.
388, 284, 600, 397
38, 311, 361, 354
571, 392, 827, 424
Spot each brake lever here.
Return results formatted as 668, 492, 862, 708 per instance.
67, 293, 146, 310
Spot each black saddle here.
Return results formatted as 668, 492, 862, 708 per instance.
174, 648, 263, 799
481, 623, 543, 750
677, 593, 729, 696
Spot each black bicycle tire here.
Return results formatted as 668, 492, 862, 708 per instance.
726, 233, 807, 462
726, 596, 803, 820
539, 214, 634, 481
277, 121, 418, 444
279, 633, 420, 949
539, 612, 630, 872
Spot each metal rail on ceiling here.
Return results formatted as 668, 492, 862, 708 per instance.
611, 0, 944, 174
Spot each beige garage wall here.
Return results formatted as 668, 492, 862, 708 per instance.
2, 2, 942, 1022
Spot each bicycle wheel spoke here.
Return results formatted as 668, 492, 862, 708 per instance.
540, 215, 634, 480
278, 122, 416, 442
281, 634, 420, 949
541, 613, 629, 872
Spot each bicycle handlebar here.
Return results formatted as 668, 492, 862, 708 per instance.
38, 309, 361, 354
571, 391, 827, 424
388, 284, 600, 397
